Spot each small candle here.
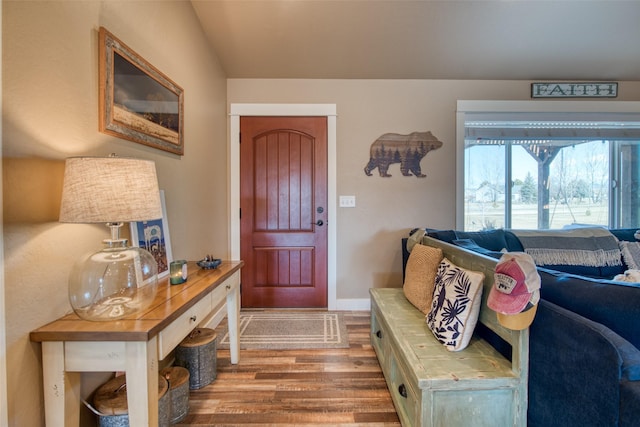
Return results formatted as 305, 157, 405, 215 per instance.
170, 260, 187, 285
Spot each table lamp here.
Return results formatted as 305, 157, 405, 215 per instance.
59, 155, 162, 321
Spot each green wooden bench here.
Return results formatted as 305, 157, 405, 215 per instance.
370, 236, 528, 427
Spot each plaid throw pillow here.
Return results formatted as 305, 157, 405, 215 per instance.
620, 241, 640, 270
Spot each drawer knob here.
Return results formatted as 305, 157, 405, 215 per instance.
226, 284, 231, 290
190, 315, 197, 322
398, 384, 408, 399
376, 330, 383, 339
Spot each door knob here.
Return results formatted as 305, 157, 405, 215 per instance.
312, 220, 324, 226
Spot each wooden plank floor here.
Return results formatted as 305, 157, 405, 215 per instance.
176, 311, 400, 426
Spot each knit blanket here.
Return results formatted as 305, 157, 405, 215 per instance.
513, 227, 622, 267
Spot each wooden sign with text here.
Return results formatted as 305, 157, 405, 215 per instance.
531, 82, 618, 98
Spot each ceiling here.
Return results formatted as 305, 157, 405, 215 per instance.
191, 0, 640, 81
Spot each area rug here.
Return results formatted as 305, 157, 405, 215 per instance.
217, 312, 349, 350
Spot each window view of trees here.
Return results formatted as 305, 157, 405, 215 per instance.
464, 139, 617, 231
519, 173, 537, 204
459, 104, 640, 232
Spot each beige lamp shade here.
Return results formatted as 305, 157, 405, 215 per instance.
59, 156, 162, 223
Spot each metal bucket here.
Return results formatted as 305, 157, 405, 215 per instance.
93, 374, 170, 427
160, 366, 190, 424
175, 328, 217, 389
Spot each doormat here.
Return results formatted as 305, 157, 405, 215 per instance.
217, 312, 349, 350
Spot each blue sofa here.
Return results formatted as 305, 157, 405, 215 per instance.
402, 227, 640, 427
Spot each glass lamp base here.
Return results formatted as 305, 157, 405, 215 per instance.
73, 291, 141, 321
69, 241, 158, 321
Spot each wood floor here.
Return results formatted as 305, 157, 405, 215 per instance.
176, 311, 401, 426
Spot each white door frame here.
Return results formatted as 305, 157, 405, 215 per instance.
229, 104, 338, 310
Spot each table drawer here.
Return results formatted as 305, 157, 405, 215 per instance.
158, 293, 212, 359
210, 271, 240, 306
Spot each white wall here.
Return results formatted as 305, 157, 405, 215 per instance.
2, 1, 227, 425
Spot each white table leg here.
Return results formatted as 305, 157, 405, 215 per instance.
227, 284, 240, 364
42, 342, 80, 427
125, 337, 158, 426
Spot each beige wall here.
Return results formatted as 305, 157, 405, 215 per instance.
3, 1, 227, 425
4, 1, 640, 425
228, 79, 640, 301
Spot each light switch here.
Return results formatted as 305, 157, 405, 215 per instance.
340, 195, 356, 208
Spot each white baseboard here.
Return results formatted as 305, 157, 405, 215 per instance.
335, 298, 370, 311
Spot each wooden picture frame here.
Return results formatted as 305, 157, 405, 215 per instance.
130, 190, 173, 278
99, 27, 184, 155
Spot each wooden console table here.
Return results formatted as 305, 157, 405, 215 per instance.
30, 260, 243, 427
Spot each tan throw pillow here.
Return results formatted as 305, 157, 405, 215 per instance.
403, 244, 443, 314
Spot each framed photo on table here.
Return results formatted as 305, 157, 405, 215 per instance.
130, 190, 173, 278
99, 26, 184, 155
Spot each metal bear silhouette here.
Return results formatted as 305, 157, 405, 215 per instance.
364, 131, 443, 177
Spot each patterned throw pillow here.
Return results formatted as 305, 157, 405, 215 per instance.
403, 244, 443, 314
427, 258, 484, 351
620, 241, 640, 270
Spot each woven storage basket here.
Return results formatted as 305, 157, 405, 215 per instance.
175, 328, 217, 389
93, 374, 169, 427
160, 366, 190, 424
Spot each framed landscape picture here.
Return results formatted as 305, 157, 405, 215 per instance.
130, 190, 173, 278
99, 27, 184, 155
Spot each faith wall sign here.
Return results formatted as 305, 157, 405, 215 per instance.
531, 82, 618, 98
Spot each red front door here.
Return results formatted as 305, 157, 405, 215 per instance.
240, 116, 328, 308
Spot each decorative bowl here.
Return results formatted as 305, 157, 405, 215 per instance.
197, 258, 222, 270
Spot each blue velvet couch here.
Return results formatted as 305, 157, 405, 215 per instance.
401, 227, 640, 427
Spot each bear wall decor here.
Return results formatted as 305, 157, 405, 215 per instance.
364, 131, 443, 178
